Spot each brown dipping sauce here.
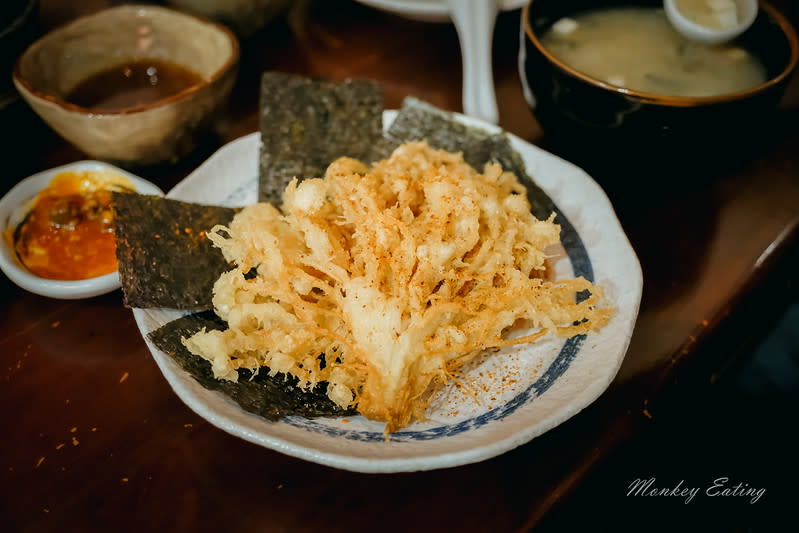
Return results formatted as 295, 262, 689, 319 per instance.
65, 59, 204, 111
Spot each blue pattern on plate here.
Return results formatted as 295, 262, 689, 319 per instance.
278, 203, 594, 442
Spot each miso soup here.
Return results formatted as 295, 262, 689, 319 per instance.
540, 7, 767, 97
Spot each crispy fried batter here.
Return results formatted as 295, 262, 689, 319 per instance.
182, 142, 614, 432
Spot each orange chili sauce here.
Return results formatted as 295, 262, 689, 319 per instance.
11, 171, 125, 280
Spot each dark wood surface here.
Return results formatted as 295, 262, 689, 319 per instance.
2, 1, 798, 531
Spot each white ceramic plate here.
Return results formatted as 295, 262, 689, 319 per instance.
353, 0, 527, 22
0, 161, 163, 299
133, 111, 642, 473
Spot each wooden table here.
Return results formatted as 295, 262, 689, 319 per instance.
2, 1, 798, 531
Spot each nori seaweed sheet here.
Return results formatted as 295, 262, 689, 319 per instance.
147, 311, 354, 420
113, 193, 237, 310
385, 97, 557, 220
385, 97, 496, 168
258, 71, 384, 204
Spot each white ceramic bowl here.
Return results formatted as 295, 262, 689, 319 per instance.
0, 161, 163, 299
664, 0, 758, 45
353, 0, 529, 123
353, 0, 526, 22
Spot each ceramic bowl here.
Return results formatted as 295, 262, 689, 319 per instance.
0, 161, 163, 299
12, 4, 239, 166
352, 0, 527, 23
353, 0, 528, 124
519, 0, 799, 170
165, 0, 291, 36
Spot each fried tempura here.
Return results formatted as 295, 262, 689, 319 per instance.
183, 142, 614, 432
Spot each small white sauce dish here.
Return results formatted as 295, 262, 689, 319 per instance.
664, 0, 758, 45
0, 160, 163, 299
